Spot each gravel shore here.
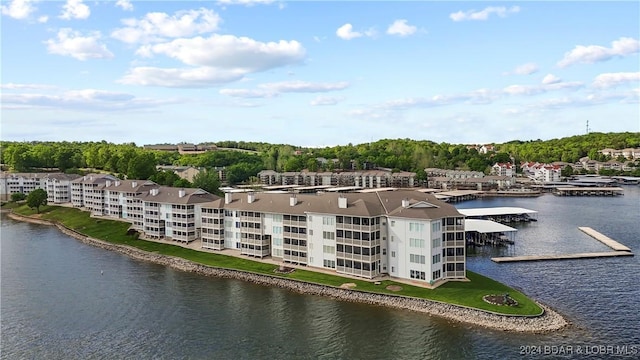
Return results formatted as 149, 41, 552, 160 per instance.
8, 212, 569, 333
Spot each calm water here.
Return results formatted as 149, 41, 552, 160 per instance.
2, 187, 639, 359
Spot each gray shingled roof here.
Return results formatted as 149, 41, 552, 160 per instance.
134, 186, 220, 204
214, 190, 460, 220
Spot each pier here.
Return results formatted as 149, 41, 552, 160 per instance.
492, 227, 633, 263
457, 207, 538, 223
578, 227, 632, 251
492, 252, 633, 263
553, 187, 624, 196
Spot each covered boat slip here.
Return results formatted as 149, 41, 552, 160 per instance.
464, 219, 517, 246
457, 207, 538, 223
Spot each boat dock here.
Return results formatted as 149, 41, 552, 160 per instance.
492, 227, 633, 263
578, 227, 632, 251
553, 187, 624, 196
492, 252, 633, 263
457, 207, 538, 223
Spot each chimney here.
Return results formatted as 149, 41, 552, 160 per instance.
402, 198, 410, 208
151, 188, 158, 196
106, 180, 111, 187
290, 194, 297, 206
247, 192, 255, 204
115, 180, 120, 187
132, 181, 137, 188
179, 189, 186, 198
225, 192, 232, 204
338, 195, 347, 209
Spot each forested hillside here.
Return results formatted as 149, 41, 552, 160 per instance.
2, 132, 638, 184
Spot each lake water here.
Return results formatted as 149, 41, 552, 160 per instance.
2, 186, 639, 359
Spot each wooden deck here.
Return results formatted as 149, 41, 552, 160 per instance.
492, 227, 633, 263
578, 227, 632, 251
492, 252, 633, 263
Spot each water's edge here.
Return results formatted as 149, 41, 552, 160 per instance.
7, 211, 568, 333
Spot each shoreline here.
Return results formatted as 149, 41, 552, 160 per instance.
6, 211, 569, 333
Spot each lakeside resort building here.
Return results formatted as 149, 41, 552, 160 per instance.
5, 172, 467, 286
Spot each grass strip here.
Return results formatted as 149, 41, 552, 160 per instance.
9, 204, 542, 316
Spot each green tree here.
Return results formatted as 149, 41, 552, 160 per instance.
11, 192, 27, 202
26, 189, 47, 213
561, 165, 575, 178
192, 169, 222, 195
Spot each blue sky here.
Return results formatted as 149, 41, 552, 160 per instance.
1, 0, 639, 147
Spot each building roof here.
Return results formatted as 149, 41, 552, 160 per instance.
104, 179, 158, 193
465, 219, 517, 234
71, 173, 119, 184
45, 173, 83, 181
134, 186, 220, 204
457, 207, 538, 217
211, 190, 461, 220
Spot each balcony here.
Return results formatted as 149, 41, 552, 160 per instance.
444, 255, 465, 263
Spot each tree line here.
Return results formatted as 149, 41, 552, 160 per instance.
2, 132, 639, 186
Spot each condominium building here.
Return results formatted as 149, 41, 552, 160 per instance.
202, 190, 465, 284
0, 172, 47, 201
70, 173, 119, 213
45, 174, 82, 204
257, 170, 417, 188
102, 179, 159, 229
135, 187, 219, 243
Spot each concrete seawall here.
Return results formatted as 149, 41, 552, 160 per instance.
6, 212, 568, 333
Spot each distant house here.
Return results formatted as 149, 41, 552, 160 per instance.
479, 144, 495, 154
491, 163, 514, 177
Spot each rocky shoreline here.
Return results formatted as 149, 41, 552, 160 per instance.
7, 212, 569, 333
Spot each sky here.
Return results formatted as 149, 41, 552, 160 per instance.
1, 0, 639, 147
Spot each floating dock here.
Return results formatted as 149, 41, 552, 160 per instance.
578, 227, 632, 251
492, 227, 633, 263
553, 187, 624, 196
492, 251, 633, 263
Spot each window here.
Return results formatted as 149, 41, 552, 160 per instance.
382, 248, 386, 255
323, 231, 335, 240
410, 254, 426, 264
391, 251, 396, 258
432, 254, 441, 264
432, 270, 441, 280
322, 217, 335, 226
323, 245, 335, 254
391, 221, 395, 226
432, 237, 441, 248
410, 238, 425, 248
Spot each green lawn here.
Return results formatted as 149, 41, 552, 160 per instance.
10, 204, 542, 316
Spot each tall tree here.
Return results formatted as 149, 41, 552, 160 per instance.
192, 169, 222, 195
26, 189, 47, 213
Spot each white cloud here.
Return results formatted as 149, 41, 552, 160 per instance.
557, 37, 640, 67
0, 83, 56, 90
592, 72, 640, 89
503, 81, 583, 96
1, 89, 176, 111
310, 96, 343, 106
542, 74, 561, 85
220, 81, 349, 98
115, 0, 133, 11
336, 23, 362, 40
260, 80, 349, 93
1, 0, 37, 19
118, 66, 247, 88
512, 62, 539, 75
336, 24, 375, 40
121, 34, 306, 88
386, 19, 417, 37
450, 6, 520, 22
37, 15, 47, 23
111, 8, 221, 44
219, 88, 274, 98
45, 28, 113, 61
59, 0, 90, 20
139, 34, 305, 70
